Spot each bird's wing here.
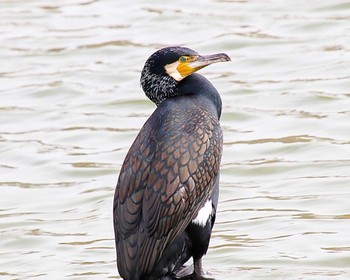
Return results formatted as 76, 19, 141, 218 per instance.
114, 105, 222, 278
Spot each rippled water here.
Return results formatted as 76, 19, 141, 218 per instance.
1, 0, 349, 279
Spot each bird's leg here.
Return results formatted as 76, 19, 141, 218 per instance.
175, 259, 214, 280
193, 258, 214, 280
193, 259, 204, 278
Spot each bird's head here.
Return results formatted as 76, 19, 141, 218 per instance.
140, 46, 230, 105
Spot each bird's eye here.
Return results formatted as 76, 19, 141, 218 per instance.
179, 56, 187, 63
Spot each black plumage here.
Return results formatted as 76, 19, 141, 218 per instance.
113, 46, 230, 280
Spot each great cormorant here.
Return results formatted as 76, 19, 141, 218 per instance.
113, 46, 230, 280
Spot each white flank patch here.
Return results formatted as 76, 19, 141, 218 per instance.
192, 200, 212, 227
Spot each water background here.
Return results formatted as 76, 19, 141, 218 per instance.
1, 0, 349, 279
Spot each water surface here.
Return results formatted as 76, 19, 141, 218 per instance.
1, 0, 349, 279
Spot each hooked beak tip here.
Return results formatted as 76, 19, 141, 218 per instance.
196, 52, 231, 66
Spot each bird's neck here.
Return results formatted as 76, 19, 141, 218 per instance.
141, 72, 178, 106
177, 74, 222, 119
141, 73, 222, 119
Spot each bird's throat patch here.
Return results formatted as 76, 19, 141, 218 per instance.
177, 62, 196, 78
165, 56, 205, 81
164, 61, 183, 81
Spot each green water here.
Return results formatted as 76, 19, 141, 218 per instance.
0, 0, 349, 279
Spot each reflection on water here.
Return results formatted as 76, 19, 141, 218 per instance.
0, 0, 349, 279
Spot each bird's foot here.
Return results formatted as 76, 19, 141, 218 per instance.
172, 263, 214, 280
175, 272, 214, 280
170, 259, 214, 280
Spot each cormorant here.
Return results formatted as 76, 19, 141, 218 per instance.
113, 46, 230, 280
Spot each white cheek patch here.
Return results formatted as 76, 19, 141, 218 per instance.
192, 200, 212, 227
164, 61, 183, 81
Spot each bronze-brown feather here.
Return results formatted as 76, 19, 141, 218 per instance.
114, 97, 223, 278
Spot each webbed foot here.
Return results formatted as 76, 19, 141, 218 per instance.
176, 272, 214, 280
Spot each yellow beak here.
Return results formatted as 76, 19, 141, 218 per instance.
177, 53, 231, 78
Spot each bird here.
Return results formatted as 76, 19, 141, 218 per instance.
113, 46, 230, 280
